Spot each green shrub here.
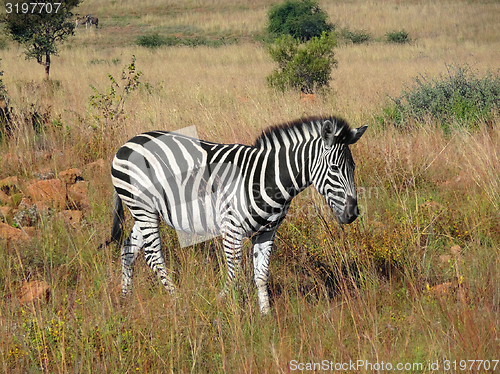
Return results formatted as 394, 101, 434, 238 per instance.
181, 36, 238, 47
339, 27, 371, 44
267, 32, 337, 93
136, 33, 238, 48
82, 56, 143, 161
89, 59, 109, 65
136, 33, 174, 48
381, 65, 500, 130
386, 29, 410, 44
267, 0, 334, 42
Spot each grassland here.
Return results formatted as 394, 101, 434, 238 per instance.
1, 0, 500, 372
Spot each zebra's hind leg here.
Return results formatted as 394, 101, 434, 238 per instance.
218, 231, 244, 300
121, 221, 143, 297
140, 220, 176, 295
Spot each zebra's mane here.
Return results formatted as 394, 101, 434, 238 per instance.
253, 116, 352, 148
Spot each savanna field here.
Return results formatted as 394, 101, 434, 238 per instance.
1, 0, 500, 372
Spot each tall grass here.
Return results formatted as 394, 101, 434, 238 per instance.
1, 0, 500, 372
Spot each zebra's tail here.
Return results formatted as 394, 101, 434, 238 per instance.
111, 190, 125, 243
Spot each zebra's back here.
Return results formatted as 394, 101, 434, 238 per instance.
111, 130, 256, 241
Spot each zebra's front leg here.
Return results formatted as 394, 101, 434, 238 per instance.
253, 240, 273, 315
140, 220, 176, 295
121, 222, 143, 298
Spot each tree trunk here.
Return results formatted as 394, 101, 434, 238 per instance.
44, 51, 51, 79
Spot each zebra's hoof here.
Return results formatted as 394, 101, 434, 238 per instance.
216, 290, 227, 302
212, 316, 224, 331
260, 307, 271, 316
120, 290, 130, 299
167, 288, 178, 300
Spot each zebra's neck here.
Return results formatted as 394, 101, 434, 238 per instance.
253, 120, 322, 201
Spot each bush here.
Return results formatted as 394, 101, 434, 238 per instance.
136, 33, 238, 48
381, 65, 500, 130
82, 56, 143, 161
267, 0, 334, 42
267, 32, 337, 93
386, 29, 410, 44
136, 34, 176, 48
339, 27, 371, 44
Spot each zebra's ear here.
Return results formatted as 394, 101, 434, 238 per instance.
347, 125, 368, 145
321, 120, 336, 149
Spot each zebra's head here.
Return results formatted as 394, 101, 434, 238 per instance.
311, 118, 367, 224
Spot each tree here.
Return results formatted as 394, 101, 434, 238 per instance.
0, 59, 11, 139
267, 32, 337, 93
267, 0, 333, 42
3, 0, 81, 79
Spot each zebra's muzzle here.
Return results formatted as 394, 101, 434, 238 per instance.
339, 195, 358, 224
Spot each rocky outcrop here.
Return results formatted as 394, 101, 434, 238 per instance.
0, 159, 105, 242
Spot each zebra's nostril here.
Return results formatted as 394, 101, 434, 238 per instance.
342, 195, 358, 224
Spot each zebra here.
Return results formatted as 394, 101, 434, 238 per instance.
75, 15, 89, 29
87, 15, 98, 29
110, 116, 367, 315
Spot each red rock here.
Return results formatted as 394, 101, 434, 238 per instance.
0, 190, 11, 205
0, 176, 21, 205
17, 197, 33, 209
300, 92, 316, 103
25, 179, 65, 208
19, 280, 49, 304
57, 210, 82, 227
23, 227, 37, 238
450, 245, 461, 256
0, 176, 20, 191
33, 200, 53, 213
0, 222, 25, 241
59, 168, 83, 185
0, 206, 12, 222
429, 282, 453, 296
67, 181, 91, 211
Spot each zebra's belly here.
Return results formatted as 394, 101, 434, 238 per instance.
157, 194, 225, 247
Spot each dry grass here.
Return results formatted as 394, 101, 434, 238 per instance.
1, 0, 500, 372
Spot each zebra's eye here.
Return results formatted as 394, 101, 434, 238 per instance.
329, 164, 339, 173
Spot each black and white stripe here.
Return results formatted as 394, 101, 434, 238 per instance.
111, 116, 367, 314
